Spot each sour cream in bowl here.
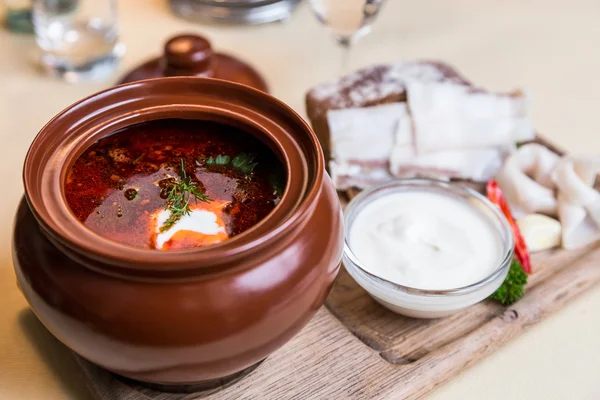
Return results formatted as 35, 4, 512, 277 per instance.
343, 179, 514, 318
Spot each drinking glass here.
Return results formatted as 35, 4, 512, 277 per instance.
32, 0, 125, 82
308, 0, 384, 47
307, 0, 385, 71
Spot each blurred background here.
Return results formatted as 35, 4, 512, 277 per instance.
2, 0, 600, 150
2, 1, 600, 399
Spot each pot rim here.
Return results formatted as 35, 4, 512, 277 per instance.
23, 77, 324, 273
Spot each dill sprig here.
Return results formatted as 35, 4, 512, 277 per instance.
160, 159, 210, 232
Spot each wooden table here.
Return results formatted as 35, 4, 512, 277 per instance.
2, 0, 600, 398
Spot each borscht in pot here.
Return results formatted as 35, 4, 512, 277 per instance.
65, 119, 285, 250
13, 78, 343, 389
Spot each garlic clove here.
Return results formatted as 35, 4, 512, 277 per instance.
516, 214, 562, 253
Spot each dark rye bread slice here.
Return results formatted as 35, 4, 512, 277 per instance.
305, 61, 470, 160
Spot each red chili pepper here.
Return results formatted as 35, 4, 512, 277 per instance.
486, 179, 532, 274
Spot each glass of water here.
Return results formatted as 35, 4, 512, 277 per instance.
33, 0, 125, 82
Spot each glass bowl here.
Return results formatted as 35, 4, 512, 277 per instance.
343, 179, 514, 319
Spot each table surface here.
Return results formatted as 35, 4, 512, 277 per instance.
2, 1, 600, 399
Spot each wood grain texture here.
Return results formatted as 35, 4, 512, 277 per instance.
73, 137, 600, 400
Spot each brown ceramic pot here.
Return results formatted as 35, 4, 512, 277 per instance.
13, 78, 343, 389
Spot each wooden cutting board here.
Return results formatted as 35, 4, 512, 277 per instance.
70, 139, 600, 400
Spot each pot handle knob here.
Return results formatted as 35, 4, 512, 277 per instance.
163, 34, 215, 78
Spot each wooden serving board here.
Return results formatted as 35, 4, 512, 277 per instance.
71, 138, 600, 400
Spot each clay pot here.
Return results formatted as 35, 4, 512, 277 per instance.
13, 78, 343, 389
118, 34, 268, 92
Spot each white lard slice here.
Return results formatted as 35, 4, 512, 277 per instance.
327, 103, 408, 190
389, 101, 506, 181
407, 80, 535, 154
390, 146, 505, 182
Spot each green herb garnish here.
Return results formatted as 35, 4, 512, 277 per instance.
489, 259, 528, 305
205, 154, 231, 166
269, 168, 286, 196
231, 153, 258, 174
160, 159, 210, 232
202, 152, 258, 175
133, 153, 146, 164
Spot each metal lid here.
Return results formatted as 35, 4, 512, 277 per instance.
169, 0, 301, 24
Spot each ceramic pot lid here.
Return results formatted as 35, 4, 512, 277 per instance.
117, 34, 268, 92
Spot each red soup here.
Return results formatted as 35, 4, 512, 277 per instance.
65, 119, 286, 250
